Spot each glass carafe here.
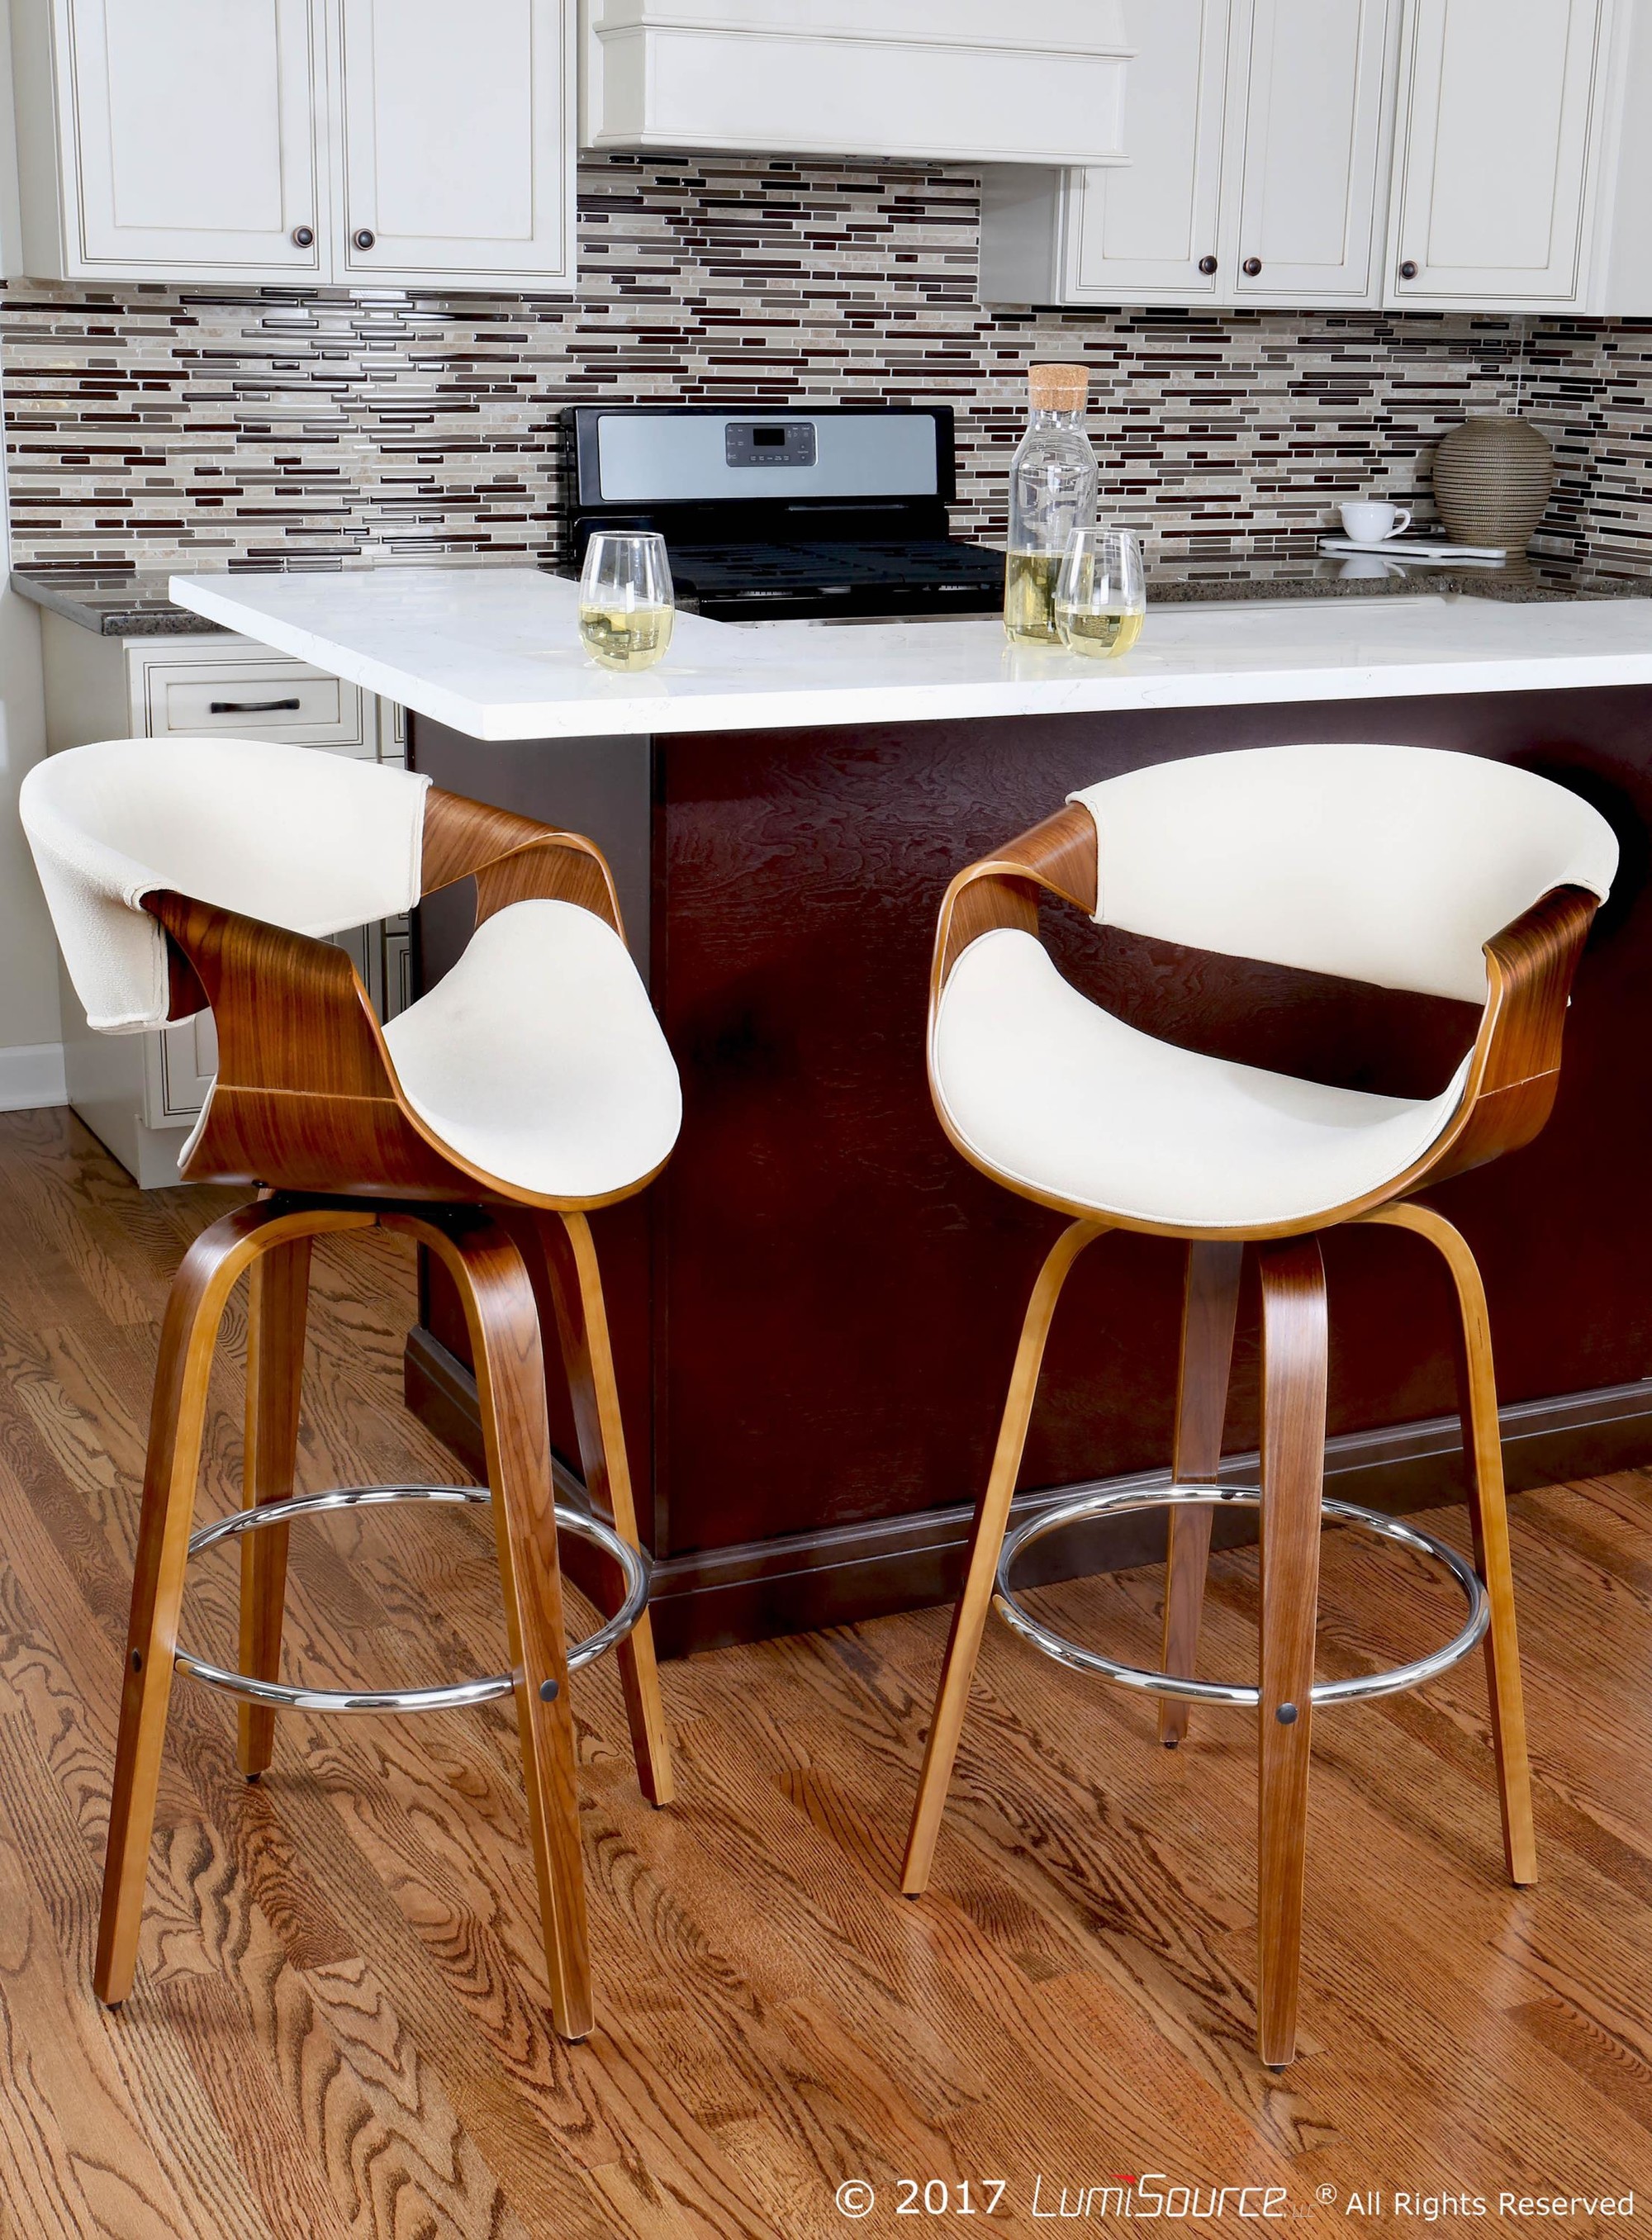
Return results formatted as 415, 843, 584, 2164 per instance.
1004, 364, 1099, 646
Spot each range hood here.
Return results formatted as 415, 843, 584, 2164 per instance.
578, 1, 1134, 170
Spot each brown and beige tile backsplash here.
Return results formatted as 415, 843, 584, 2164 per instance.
0, 152, 1641, 577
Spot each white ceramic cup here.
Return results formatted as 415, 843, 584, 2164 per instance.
1340, 500, 1412, 543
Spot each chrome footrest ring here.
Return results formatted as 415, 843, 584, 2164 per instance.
173, 1483, 650, 1714
994, 1481, 1489, 1710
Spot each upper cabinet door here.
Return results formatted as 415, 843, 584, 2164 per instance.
47, 0, 325, 278
1230, 0, 1398, 303
335, 0, 575, 287
1389, 0, 1608, 306
1068, 0, 1232, 299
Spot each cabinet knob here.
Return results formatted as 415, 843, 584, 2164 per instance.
1399, 259, 1419, 280
354, 228, 376, 251
1199, 254, 1218, 275
290, 225, 314, 248
1241, 256, 1262, 277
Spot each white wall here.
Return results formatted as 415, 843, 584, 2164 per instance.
0, 0, 64, 1110
0, 373, 64, 1109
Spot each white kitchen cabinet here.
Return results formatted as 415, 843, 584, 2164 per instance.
979, 0, 1652, 314
40, 619, 406, 1188
7, 0, 577, 289
980, 0, 1398, 308
335, 0, 574, 287
11, 0, 326, 282
1232, 0, 1398, 303
1061, 0, 1230, 301
1386, 0, 1625, 311
580, 0, 1133, 169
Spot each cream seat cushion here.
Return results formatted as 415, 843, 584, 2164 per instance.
932, 928, 1469, 1232
383, 898, 681, 1202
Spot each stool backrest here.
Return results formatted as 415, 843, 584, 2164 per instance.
1070, 743, 1617, 1004
21, 736, 431, 1033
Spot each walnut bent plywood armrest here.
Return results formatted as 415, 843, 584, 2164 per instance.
930, 803, 1098, 1008
931, 803, 1602, 1211
420, 786, 624, 939
141, 790, 633, 1199
1421, 880, 1601, 1186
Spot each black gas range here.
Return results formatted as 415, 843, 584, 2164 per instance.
557, 404, 1004, 622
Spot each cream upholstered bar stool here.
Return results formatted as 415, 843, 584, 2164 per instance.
21, 733, 681, 2043
901, 743, 1617, 2068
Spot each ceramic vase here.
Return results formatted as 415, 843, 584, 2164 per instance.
1431, 415, 1555, 553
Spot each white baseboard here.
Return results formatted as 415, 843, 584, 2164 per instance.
0, 1041, 68, 1111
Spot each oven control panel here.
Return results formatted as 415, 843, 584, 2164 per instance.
724, 420, 818, 469
567, 405, 952, 508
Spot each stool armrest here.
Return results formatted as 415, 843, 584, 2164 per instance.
144, 890, 395, 1102
143, 889, 487, 1195
929, 803, 1599, 1218
932, 804, 1098, 1004
1422, 882, 1601, 1186
420, 786, 624, 940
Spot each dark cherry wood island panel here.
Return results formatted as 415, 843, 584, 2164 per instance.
406, 686, 1652, 1654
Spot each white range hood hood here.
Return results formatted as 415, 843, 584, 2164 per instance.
578, 1, 1133, 169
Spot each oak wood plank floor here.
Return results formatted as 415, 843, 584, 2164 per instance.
2, 1107, 1650, 2237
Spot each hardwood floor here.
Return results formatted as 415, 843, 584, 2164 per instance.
2, 1106, 1650, 2236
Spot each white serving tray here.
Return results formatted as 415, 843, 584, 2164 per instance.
1319, 534, 1507, 563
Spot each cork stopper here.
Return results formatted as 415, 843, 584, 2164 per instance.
1028, 362, 1090, 411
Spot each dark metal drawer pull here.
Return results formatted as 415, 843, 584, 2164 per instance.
208, 696, 303, 714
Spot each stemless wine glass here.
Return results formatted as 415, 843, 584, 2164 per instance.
1054, 525, 1146, 658
578, 530, 676, 671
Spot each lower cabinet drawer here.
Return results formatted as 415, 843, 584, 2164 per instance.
138, 658, 373, 754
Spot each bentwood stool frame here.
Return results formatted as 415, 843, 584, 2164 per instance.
55, 774, 674, 2043
900, 764, 1612, 2068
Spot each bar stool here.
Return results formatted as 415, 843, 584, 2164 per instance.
900, 743, 1617, 2067
21, 734, 681, 2042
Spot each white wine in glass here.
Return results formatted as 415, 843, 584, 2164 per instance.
1052, 605, 1144, 657
578, 529, 675, 671
1003, 548, 1065, 644
578, 602, 675, 670
1054, 525, 1146, 660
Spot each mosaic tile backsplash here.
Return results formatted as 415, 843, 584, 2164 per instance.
0, 153, 1641, 577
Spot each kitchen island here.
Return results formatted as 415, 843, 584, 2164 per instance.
170, 567, 1652, 1652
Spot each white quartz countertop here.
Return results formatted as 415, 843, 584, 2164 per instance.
169, 566, 1652, 743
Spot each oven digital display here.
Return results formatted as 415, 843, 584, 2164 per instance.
725, 420, 818, 469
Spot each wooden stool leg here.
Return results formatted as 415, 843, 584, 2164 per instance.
1361, 1202, 1536, 1884
403, 1214, 593, 2042
1159, 1240, 1244, 1748
902, 1219, 1108, 1897
237, 1234, 313, 1779
538, 1210, 673, 1809
97, 1201, 366, 2006
1255, 1236, 1327, 2070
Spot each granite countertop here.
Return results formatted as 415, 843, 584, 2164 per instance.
15, 547, 1651, 639
1142, 553, 1652, 603
11, 567, 233, 635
